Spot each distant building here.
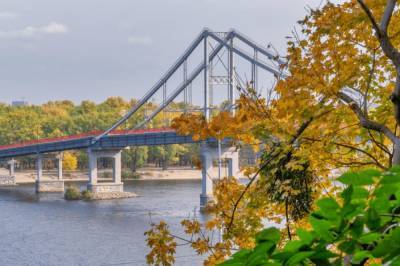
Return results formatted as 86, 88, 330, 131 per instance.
11, 100, 29, 107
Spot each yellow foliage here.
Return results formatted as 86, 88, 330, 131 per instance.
147, 1, 400, 265
144, 221, 177, 266
62, 152, 77, 171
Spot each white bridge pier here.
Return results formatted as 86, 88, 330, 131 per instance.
200, 142, 240, 211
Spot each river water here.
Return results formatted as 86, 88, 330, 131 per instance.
0, 180, 208, 266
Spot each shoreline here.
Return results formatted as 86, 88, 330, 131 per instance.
0, 167, 206, 184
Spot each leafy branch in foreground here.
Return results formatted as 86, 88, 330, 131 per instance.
221, 167, 400, 265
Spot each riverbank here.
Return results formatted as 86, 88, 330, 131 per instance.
0, 167, 203, 184
0, 166, 245, 184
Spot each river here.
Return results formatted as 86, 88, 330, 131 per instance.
0, 180, 208, 265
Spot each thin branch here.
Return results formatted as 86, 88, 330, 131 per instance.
357, 0, 400, 65
304, 137, 387, 170
338, 91, 398, 143
226, 115, 316, 234
381, 0, 397, 34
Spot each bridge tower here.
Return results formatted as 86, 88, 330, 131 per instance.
199, 33, 239, 211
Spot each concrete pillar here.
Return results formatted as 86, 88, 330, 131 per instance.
113, 151, 122, 184
8, 159, 15, 176
56, 152, 63, 180
36, 154, 43, 181
227, 150, 239, 177
88, 149, 98, 185
35, 153, 64, 193
200, 143, 213, 211
87, 149, 123, 194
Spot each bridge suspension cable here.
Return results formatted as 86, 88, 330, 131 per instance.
92, 28, 287, 143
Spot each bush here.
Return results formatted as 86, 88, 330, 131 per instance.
221, 167, 400, 265
122, 170, 140, 179
64, 186, 81, 200
81, 190, 93, 201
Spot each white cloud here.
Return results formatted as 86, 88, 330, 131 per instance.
0, 12, 19, 20
0, 22, 68, 39
42, 22, 68, 34
128, 36, 152, 45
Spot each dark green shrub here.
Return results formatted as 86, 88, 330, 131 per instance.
81, 190, 93, 201
122, 170, 140, 179
64, 186, 81, 200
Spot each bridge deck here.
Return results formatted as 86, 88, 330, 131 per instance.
0, 128, 195, 159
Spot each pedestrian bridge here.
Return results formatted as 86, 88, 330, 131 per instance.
0, 128, 194, 159
0, 28, 284, 210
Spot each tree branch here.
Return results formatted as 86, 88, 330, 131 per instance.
357, 0, 400, 66
381, 0, 397, 34
226, 115, 315, 234
338, 91, 398, 143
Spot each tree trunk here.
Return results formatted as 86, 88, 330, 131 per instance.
393, 71, 400, 124
392, 141, 400, 165
391, 71, 400, 165
131, 148, 138, 172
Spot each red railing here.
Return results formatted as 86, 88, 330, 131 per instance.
0, 127, 174, 151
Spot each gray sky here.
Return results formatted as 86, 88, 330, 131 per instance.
0, 0, 327, 104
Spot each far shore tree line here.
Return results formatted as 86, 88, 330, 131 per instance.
0, 98, 256, 173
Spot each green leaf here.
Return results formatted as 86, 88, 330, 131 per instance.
296, 229, 314, 245
341, 203, 358, 219
352, 187, 369, 200
309, 216, 334, 241
256, 228, 281, 244
359, 232, 381, 244
389, 255, 400, 265
338, 240, 356, 253
283, 240, 304, 253
247, 242, 275, 265
380, 172, 400, 184
309, 250, 337, 260
366, 207, 381, 231
285, 251, 315, 266
352, 251, 372, 264
372, 238, 392, 257
349, 216, 364, 238
341, 185, 353, 205
338, 169, 379, 186
316, 198, 340, 220
231, 249, 252, 260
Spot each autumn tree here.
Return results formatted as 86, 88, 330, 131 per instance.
63, 152, 78, 171
146, 0, 400, 264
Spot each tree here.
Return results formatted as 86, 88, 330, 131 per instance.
146, 1, 400, 264
63, 152, 78, 171
222, 167, 400, 265
123, 146, 148, 172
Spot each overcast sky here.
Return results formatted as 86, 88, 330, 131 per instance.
0, 0, 329, 104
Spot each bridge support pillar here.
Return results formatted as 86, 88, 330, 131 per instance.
87, 149, 123, 194
35, 154, 64, 193
200, 143, 240, 212
200, 143, 213, 211
0, 159, 16, 186
57, 152, 63, 180
8, 158, 15, 176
